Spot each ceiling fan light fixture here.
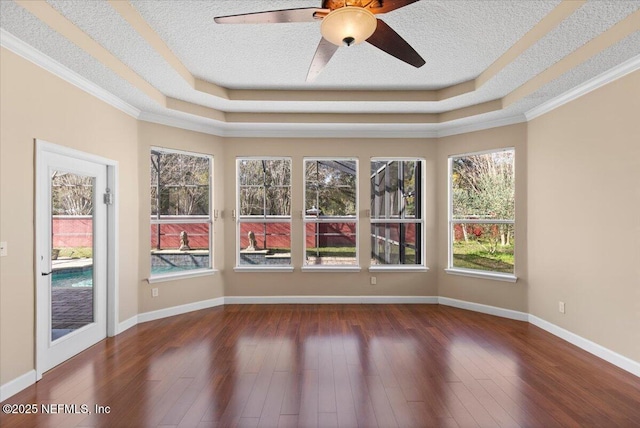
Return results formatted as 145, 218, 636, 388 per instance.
320, 6, 377, 47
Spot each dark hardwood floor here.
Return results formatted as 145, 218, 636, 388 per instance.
2, 304, 639, 427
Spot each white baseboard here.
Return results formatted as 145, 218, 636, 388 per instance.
0, 370, 37, 402
137, 297, 225, 324
223, 295, 438, 305
116, 315, 138, 335
529, 315, 640, 377
438, 297, 529, 321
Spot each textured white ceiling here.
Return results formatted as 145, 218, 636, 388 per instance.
1, 0, 639, 135
130, 0, 562, 90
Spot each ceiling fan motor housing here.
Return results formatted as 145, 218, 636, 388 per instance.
322, 0, 382, 9
343, 36, 356, 46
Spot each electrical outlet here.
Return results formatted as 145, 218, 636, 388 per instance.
370, 276, 377, 285
0, 241, 6, 257
152, 288, 159, 297
559, 301, 565, 314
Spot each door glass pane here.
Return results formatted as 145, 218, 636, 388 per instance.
50, 171, 95, 341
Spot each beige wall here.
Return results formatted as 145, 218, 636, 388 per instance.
222, 138, 438, 297
0, 48, 139, 384
2, 44, 638, 391
436, 123, 529, 312
527, 70, 640, 362
137, 122, 225, 313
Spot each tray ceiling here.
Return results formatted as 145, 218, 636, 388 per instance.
1, 0, 639, 137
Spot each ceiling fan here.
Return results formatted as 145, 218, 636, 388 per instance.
214, 0, 425, 81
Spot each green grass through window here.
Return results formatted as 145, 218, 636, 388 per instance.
452, 240, 514, 273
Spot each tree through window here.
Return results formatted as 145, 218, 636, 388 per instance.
449, 148, 515, 275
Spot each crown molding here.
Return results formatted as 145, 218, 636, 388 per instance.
218, 122, 440, 139
138, 111, 226, 137
0, 29, 141, 119
4, 27, 638, 139
437, 114, 527, 138
139, 111, 441, 139
143, 108, 525, 139
525, 53, 640, 121
0, 28, 521, 139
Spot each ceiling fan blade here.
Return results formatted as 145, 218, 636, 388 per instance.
366, 19, 425, 68
306, 38, 340, 81
368, 0, 421, 15
214, 7, 325, 24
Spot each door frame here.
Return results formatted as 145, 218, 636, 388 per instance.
35, 139, 119, 380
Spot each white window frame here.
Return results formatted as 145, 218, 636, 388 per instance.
369, 158, 427, 272
302, 157, 360, 272
235, 157, 293, 272
446, 148, 516, 282
149, 147, 214, 283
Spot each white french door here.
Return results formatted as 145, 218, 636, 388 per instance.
36, 145, 109, 376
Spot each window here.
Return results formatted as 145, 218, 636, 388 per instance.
448, 148, 515, 278
370, 159, 424, 267
237, 158, 291, 268
304, 158, 358, 268
150, 147, 213, 278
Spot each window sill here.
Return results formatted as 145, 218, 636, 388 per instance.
234, 266, 294, 273
445, 268, 517, 283
148, 268, 218, 284
369, 266, 430, 273
301, 266, 361, 273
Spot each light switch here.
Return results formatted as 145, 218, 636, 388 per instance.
0, 241, 7, 257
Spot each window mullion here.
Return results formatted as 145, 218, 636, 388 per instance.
451, 219, 514, 224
